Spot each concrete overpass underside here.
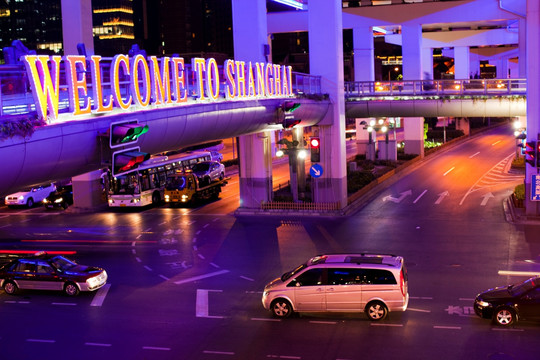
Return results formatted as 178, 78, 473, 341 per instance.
0, 98, 330, 196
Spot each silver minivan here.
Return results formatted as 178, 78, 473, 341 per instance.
262, 253, 409, 320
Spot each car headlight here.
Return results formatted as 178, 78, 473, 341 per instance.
18, 196, 24, 200
54, 198, 63, 203
476, 300, 491, 307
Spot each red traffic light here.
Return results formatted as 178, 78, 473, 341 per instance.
525, 141, 537, 167
310, 137, 320, 162
112, 149, 150, 176
310, 137, 320, 148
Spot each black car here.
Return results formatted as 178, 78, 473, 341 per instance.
474, 276, 540, 326
43, 185, 73, 209
0, 252, 107, 296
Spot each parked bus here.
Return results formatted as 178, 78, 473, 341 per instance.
107, 151, 212, 207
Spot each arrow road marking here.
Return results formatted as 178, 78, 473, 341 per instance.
480, 192, 494, 206
435, 191, 449, 205
383, 190, 412, 203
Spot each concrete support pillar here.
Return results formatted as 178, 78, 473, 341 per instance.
292, 127, 306, 196
456, 118, 470, 136
232, 0, 272, 209
231, 0, 267, 61
525, 0, 540, 215
403, 117, 425, 157
61, 0, 94, 55
454, 46, 470, 80
519, 18, 527, 78
401, 24, 423, 80
496, 58, 508, 79
422, 47, 433, 80
238, 132, 273, 208
308, 0, 347, 208
470, 52, 480, 79
72, 170, 106, 211
353, 26, 375, 81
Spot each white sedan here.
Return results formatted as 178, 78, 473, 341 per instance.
4, 183, 56, 208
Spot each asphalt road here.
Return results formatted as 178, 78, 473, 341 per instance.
0, 125, 539, 360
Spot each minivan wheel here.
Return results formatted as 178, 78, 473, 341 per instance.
64, 282, 79, 296
493, 307, 516, 326
3, 281, 17, 295
271, 299, 293, 318
366, 301, 388, 321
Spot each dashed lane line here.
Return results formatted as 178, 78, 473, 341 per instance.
85, 342, 112, 347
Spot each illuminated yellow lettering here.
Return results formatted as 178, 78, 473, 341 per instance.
171, 57, 187, 103
224, 60, 236, 99
23, 55, 61, 121
206, 58, 220, 101
255, 62, 266, 97
65, 55, 91, 116
265, 63, 274, 96
131, 54, 151, 107
192, 58, 206, 100
149, 56, 172, 105
236, 61, 246, 98
111, 54, 132, 110
89, 55, 113, 113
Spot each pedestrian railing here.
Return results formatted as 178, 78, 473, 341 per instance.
261, 201, 341, 212
345, 78, 527, 98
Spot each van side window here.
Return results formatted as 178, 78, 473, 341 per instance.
328, 268, 365, 285
363, 269, 397, 285
290, 269, 323, 287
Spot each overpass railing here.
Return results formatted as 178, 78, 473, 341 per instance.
0, 61, 323, 117
345, 78, 527, 98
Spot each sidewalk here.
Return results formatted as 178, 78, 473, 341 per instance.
503, 196, 540, 225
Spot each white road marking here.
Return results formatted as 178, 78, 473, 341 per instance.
251, 317, 281, 322
196, 230, 201, 235
370, 323, 403, 327
492, 140, 501, 146
240, 276, 254, 281
309, 320, 337, 324
407, 308, 431, 313
27, 339, 55, 343
492, 328, 524, 332
143, 346, 171, 351
52, 302, 77, 306
0, 225, 10, 229
267, 355, 301, 359
135, 257, 141, 263
443, 167, 455, 176
159, 274, 169, 281
434, 326, 461, 330
175, 270, 230, 285
144, 265, 153, 271
435, 191, 449, 204
144, 227, 152, 232
413, 190, 427, 204
90, 284, 111, 307
210, 262, 220, 268
158, 221, 166, 226
410, 296, 433, 300
198, 253, 205, 260
203, 223, 210, 228
196, 289, 225, 318
480, 192, 494, 206
85, 342, 112, 347
203, 350, 235, 355
459, 298, 475, 301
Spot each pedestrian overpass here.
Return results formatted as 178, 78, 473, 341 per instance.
0, 58, 527, 197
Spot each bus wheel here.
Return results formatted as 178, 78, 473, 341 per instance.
152, 192, 161, 205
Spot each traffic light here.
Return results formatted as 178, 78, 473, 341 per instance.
282, 101, 301, 113
281, 101, 301, 129
525, 141, 537, 167
110, 121, 149, 148
310, 136, 320, 162
112, 148, 150, 176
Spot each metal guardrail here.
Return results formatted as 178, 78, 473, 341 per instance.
0, 60, 322, 117
261, 201, 340, 212
345, 78, 527, 98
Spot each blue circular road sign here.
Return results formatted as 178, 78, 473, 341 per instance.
310, 164, 323, 178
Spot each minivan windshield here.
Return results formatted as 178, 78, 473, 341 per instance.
281, 263, 307, 281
